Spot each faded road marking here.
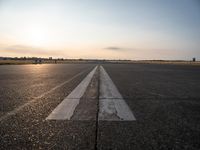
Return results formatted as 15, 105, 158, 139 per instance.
99, 66, 136, 121
46, 66, 97, 120
0, 68, 90, 122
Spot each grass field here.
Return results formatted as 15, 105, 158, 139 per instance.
0, 60, 93, 65
0, 59, 199, 65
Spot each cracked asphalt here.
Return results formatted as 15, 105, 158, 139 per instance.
0, 63, 200, 150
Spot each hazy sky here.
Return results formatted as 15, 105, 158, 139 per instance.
0, 0, 200, 60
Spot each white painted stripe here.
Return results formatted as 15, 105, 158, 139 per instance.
99, 66, 136, 121
46, 66, 97, 120
0, 68, 89, 122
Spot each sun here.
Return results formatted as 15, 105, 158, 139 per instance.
21, 23, 51, 47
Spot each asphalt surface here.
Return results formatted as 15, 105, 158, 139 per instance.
0, 63, 200, 150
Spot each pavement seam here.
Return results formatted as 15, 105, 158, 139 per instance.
95, 65, 100, 150
98, 66, 136, 121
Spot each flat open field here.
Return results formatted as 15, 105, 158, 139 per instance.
0, 60, 94, 65
0, 59, 200, 66
0, 63, 200, 149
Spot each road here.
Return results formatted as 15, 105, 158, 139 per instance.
0, 63, 200, 150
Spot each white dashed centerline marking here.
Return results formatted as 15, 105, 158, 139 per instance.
99, 66, 136, 121
46, 66, 97, 120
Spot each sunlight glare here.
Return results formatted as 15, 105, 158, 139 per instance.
21, 23, 51, 47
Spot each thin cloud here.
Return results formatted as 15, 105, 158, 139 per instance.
104, 46, 135, 51
6, 45, 46, 53
0, 45, 65, 57
104, 47, 122, 50
3, 45, 64, 56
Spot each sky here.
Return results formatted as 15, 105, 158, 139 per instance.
0, 0, 200, 60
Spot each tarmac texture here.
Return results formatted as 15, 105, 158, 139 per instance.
0, 63, 200, 150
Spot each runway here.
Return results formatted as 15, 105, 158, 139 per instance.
0, 63, 200, 149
